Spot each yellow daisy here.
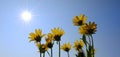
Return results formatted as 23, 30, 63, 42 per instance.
51, 27, 65, 41
73, 14, 87, 26
61, 42, 71, 52
29, 32, 36, 42
46, 33, 54, 42
29, 29, 46, 42
79, 25, 87, 35
79, 22, 97, 35
45, 33, 54, 48
73, 40, 84, 51
36, 43, 48, 53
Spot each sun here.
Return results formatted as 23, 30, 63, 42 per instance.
21, 10, 32, 22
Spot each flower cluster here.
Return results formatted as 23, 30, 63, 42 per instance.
29, 28, 65, 57
73, 14, 97, 57
28, 14, 97, 57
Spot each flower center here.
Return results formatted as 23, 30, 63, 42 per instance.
35, 35, 41, 42
65, 48, 70, 52
78, 20, 83, 26
54, 35, 61, 41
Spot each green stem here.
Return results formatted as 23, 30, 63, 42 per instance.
51, 48, 53, 57
85, 41, 88, 57
47, 51, 50, 57
59, 41, 61, 57
40, 42, 41, 57
90, 35, 94, 57
88, 35, 92, 46
43, 53, 45, 57
67, 52, 70, 57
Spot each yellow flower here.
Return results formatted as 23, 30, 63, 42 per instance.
74, 40, 84, 51
36, 42, 40, 48
61, 43, 71, 52
46, 33, 54, 42
79, 22, 97, 35
29, 29, 46, 42
29, 32, 36, 41
36, 43, 48, 53
79, 25, 87, 35
73, 14, 87, 26
45, 33, 54, 48
35, 29, 46, 41
51, 27, 65, 41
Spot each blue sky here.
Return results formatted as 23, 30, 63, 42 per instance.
0, 0, 120, 57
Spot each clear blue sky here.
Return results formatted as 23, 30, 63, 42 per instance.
0, 0, 120, 57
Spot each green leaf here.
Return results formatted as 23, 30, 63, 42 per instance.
87, 50, 91, 57
88, 45, 92, 57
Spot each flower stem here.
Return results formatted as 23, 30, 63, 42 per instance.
67, 52, 70, 57
40, 42, 41, 57
47, 51, 50, 57
43, 53, 45, 57
51, 48, 53, 57
88, 35, 92, 46
90, 35, 94, 57
59, 41, 61, 57
40, 52, 41, 57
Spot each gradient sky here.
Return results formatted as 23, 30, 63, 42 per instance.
0, 0, 120, 57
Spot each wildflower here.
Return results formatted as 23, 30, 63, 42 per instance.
61, 43, 72, 52
46, 33, 54, 42
36, 43, 48, 53
29, 29, 46, 42
73, 14, 87, 26
51, 27, 65, 41
51, 27, 64, 57
45, 33, 54, 48
74, 40, 84, 51
79, 25, 87, 35
79, 22, 97, 35
29, 32, 36, 41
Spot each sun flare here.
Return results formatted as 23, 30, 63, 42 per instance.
21, 11, 32, 22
